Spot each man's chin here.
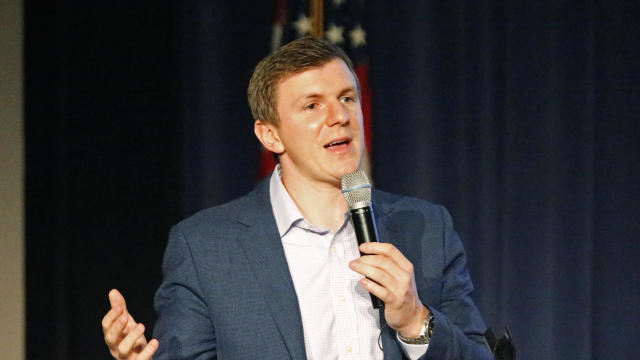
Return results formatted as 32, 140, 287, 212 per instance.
333, 164, 361, 181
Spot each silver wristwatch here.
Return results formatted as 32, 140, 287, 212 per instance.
398, 313, 435, 345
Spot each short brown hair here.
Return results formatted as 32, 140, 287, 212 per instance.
247, 37, 360, 125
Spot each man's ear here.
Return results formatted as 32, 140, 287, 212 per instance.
254, 120, 285, 154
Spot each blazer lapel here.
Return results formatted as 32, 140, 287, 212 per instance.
235, 180, 306, 360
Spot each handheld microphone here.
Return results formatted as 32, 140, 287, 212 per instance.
341, 170, 384, 309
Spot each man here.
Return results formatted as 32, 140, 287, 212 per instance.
102, 37, 492, 359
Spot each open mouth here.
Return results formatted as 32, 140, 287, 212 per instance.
324, 138, 351, 149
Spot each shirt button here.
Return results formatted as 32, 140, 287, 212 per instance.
331, 245, 337, 254
346, 345, 352, 353
339, 295, 345, 302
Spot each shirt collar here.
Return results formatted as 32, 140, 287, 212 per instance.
269, 165, 306, 237
269, 164, 352, 237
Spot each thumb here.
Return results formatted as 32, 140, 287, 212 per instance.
109, 288, 128, 312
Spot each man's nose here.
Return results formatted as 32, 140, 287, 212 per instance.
326, 100, 349, 126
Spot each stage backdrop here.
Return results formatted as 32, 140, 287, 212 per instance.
25, 1, 639, 359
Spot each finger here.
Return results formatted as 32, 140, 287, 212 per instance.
350, 258, 396, 291
121, 313, 141, 337
109, 289, 138, 336
132, 332, 148, 350
109, 289, 128, 312
351, 256, 416, 306
360, 277, 394, 303
136, 339, 159, 360
355, 254, 411, 287
360, 243, 414, 273
101, 306, 124, 332
104, 313, 129, 348
116, 323, 146, 357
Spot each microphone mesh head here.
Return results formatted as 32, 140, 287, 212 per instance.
341, 170, 372, 210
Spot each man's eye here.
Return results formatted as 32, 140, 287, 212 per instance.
304, 103, 317, 110
341, 96, 354, 103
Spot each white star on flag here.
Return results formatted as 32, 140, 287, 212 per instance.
349, 25, 366, 47
325, 23, 345, 44
294, 14, 313, 36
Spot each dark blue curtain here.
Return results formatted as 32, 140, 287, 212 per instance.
25, 2, 182, 358
178, 1, 272, 214
26, 1, 638, 359
367, 2, 640, 359
179, 2, 640, 359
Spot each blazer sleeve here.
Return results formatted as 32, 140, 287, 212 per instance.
152, 225, 217, 360
419, 206, 493, 360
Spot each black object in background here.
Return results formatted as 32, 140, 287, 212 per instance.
485, 327, 516, 360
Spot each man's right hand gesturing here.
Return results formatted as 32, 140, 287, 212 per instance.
102, 289, 159, 360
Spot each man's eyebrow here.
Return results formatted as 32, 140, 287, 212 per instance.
292, 87, 358, 104
338, 87, 358, 96
292, 93, 321, 105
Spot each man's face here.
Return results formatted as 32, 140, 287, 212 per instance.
273, 58, 364, 186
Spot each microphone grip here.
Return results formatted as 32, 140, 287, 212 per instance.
350, 207, 384, 309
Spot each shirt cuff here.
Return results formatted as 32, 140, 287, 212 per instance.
396, 332, 429, 360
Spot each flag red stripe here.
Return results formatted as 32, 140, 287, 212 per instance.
355, 64, 372, 153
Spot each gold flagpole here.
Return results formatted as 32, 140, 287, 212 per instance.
310, 0, 324, 38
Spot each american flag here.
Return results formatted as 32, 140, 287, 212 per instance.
259, 0, 372, 178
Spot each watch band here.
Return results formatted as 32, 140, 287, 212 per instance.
398, 313, 435, 345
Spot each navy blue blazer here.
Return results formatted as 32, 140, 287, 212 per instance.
152, 179, 492, 359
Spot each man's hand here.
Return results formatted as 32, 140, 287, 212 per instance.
101, 289, 159, 360
349, 243, 430, 338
